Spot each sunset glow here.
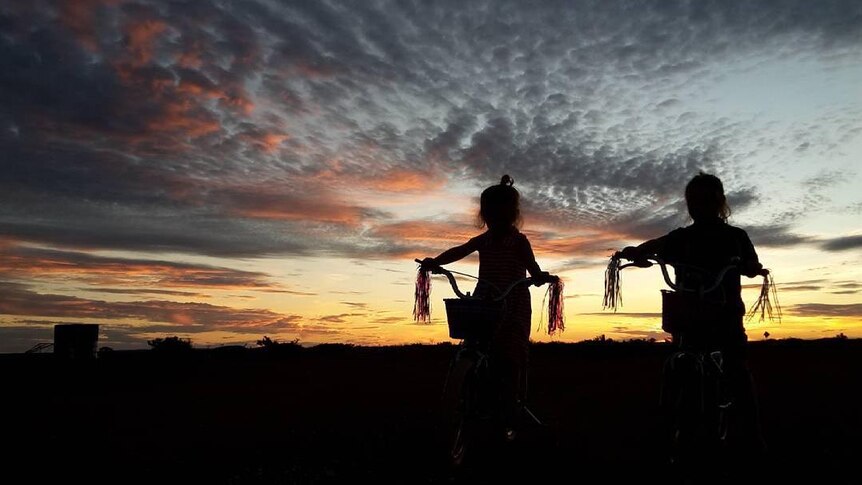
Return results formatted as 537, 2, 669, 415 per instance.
1, 0, 860, 351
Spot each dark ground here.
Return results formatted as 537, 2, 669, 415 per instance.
2, 339, 860, 484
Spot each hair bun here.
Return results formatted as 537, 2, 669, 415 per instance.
500, 174, 514, 186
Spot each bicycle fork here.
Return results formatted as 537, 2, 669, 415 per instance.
708, 351, 732, 444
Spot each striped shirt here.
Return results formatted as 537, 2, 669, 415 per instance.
470, 228, 536, 346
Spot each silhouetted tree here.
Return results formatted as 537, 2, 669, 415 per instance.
256, 336, 300, 348
255, 336, 302, 355
148, 336, 192, 352
256, 336, 276, 348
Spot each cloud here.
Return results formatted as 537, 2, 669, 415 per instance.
339, 301, 369, 310
609, 329, 669, 341
370, 316, 404, 324
0, 281, 301, 328
82, 288, 209, 298
744, 224, 813, 248
317, 313, 365, 324
213, 184, 383, 225
821, 235, 862, 252
580, 312, 663, 319
1, 0, 859, 262
369, 220, 476, 247
0, 246, 281, 290
743, 283, 822, 292
789, 303, 862, 318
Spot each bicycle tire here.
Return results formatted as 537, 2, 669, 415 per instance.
440, 353, 478, 466
663, 352, 703, 468
663, 350, 731, 480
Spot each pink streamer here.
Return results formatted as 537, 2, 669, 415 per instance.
545, 279, 566, 335
413, 267, 432, 323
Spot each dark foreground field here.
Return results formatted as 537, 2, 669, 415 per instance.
3, 339, 860, 484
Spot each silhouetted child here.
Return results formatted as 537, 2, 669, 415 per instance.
420, 175, 551, 440
619, 172, 767, 467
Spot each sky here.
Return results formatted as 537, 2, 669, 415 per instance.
0, 0, 860, 352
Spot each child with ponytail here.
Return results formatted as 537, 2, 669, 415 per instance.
418, 175, 556, 440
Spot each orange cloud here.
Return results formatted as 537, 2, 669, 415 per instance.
176, 42, 203, 69
0, 282, 300, 329
307, 162, 447, 195
174, 74, 256, 115
146, 99, 222, 138
525, 230, 622, 257
104, 15, 256, 146
60, 0, 117, 52
125, 19, 167, 66
368, 218, 627, 260
238, 132, 290, 153
221, 187, 372, 225
364, 169, 446, 193
0, 247, 280, 290
371, 220, 476, 247
221, 93, 255, 115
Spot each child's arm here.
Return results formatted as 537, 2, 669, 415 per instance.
425, 238, 481, 266
520, 235, 551, 281
739, 230, 764, 277
618, 230, 680, 261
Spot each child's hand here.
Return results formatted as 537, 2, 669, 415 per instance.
532, 271, 556, 286
417, 257, 441, 272
617, 246, 640, 261
743, 261, 767, 278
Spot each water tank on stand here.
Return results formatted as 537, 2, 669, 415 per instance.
54, 324, 99, 360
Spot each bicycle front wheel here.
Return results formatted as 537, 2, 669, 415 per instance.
440, 353, 479, 466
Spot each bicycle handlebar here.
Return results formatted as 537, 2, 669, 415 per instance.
614, 254, 761, 295
414, 259, 558, 301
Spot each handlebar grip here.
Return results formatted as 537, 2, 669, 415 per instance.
415, 258, 446, 275
530, 274, 560, 286
415, 258, 438, 268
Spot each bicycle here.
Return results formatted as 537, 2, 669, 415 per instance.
414, 259, 559, 467
608, 253, 774, 480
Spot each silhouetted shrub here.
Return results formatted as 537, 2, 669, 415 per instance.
583, 334, 615, 344
255, 336, 302, 355
309, 343, 355, 355
147, 336, 192, 353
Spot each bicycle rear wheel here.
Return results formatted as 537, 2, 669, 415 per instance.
662, 352, 703, 469
662, 351, 728, 481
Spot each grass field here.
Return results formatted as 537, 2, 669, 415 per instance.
3, 339, 860, 483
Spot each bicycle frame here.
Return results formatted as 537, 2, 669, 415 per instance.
417, 260, 557, 465
415, 258, 543, 302
617, 255, 753, 336
614, 253, 753, 474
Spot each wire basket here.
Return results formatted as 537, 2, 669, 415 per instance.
444, 298, 503, 340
